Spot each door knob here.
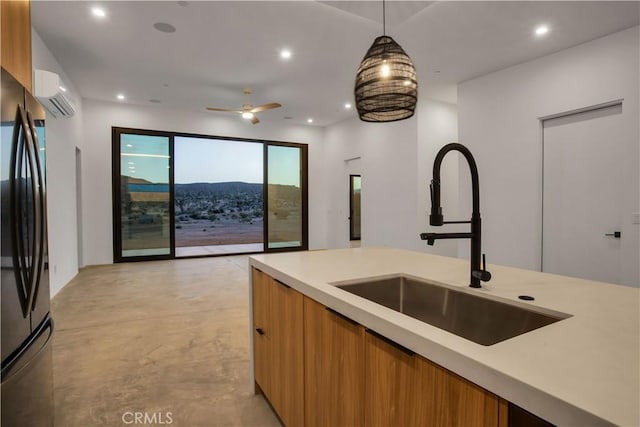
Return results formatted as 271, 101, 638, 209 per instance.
604, 231, 621, 238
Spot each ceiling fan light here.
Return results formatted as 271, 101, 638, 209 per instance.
242, 112, 254, 119
354, 35, 418, 123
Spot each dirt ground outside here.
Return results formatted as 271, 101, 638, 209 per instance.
175, 219, 263, 247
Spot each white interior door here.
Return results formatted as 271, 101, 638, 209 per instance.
542, 102, 633, 285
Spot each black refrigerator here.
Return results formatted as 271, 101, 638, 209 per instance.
1, 67, 54, 426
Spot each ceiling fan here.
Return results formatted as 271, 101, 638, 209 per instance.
206, 88, 281, 124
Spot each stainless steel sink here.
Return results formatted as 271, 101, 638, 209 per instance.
335, 275, 571, 346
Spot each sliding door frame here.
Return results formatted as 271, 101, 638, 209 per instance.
112, 127, 309, 262
263, 141, 309, 253
112, 127, 175, 263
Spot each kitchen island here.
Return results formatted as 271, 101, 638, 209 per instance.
249, 247, 639, 426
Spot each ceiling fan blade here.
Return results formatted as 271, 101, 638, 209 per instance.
250, 116, 260, 125
250, 102, 282, 113
206, 107, 242, 113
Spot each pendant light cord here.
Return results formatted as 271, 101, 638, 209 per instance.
382, 0, 386, 35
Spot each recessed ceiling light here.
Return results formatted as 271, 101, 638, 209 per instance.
117, 94, 125, 100
280, 49, 292, 60
283, 116, 293, 120
128, 161, 134, 165
126, 144, 133, 148
59, 86, 67, 92
535, 25, 549, 36
307, 118, 313, 124
344, 103, 352, 109
154, 22, 176, 33
91, 7, 106, 18
242, 112, 254, 119
149, 99, 161, 104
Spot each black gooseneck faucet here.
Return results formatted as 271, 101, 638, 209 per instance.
420, 143, 491, 288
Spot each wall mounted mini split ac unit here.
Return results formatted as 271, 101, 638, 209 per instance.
34, 69, 76, 118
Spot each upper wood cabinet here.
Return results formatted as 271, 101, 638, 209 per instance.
251, 268, 304, 427
304, 297, 365, 427
1, 0, 32, 92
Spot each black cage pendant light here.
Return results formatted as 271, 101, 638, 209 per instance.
354, 0, 418, 122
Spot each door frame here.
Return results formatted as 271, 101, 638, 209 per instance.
349, 174, 361, 241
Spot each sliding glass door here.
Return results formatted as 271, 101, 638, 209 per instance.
113, 129, 173, 261
112, 129, 307, 261
266, 143, 307, 250
174, 136, 263, 257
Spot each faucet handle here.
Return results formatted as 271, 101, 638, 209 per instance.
472, 254, 492, 282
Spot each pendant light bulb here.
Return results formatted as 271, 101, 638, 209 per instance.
380, 62, 391, 78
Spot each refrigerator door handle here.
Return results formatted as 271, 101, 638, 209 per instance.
9, 106, 37, 317
25, 111, 46, 312
0, 316, 54, 381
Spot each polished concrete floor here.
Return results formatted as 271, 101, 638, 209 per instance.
175, 243, 263, 257
51, 256, 280, 427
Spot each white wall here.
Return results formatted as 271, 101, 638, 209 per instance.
417, 98, 460, 257
458, 26, 639, 285
31, 29, 83, 297
323, 99, 459, 255
323, 115, 418, 250
81, 100, 327, 266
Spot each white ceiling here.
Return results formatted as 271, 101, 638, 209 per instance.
31, 1, 639, 127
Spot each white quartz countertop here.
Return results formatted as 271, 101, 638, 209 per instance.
249, 247, 639, 426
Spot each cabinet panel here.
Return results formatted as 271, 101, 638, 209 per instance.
413, 356, 499, 426
1, 0, 32, 92
251, 269, 271, 395
304, 298, 364, 427
251, 268, 303, 427
364, 331, 416, 427
270, 278, 304, 427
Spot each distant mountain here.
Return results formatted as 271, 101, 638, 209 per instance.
122, 175, 153, 184
175, 181, 263, 196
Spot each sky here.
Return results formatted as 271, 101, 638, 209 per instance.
174, 136, 263, 184
120, 134, 301, 186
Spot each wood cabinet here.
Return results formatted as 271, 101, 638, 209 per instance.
251, 268, 271, 396
251, 268, 303, 427
304, 297, 365, 427
252, 268, 547, 427
364, 330, 417, 427
363, 330, 502, 427
1, 0, 32, 92
413, 355, 501, 426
